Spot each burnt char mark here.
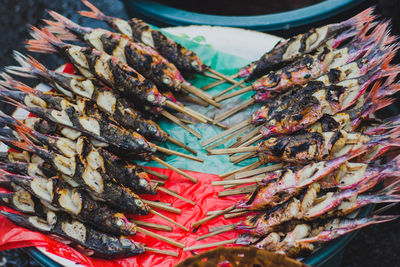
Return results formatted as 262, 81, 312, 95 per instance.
326, 85, 345, 104
327, 69, 341, 84
268, 137, 289, 158
33, 119, 57, 135
289, 142, 311, 157
100, 34, 120, 56
246, 186, 261, 206
329, 130, 344, 147
319, 114, 340, 131
39, 162, 57, 178
299, 30, 313, 53
79, 137, 92, 159
317, 47, 331, 62
304, 56, 314, 69
141, 54, 153, 71
128, 18, 151, 42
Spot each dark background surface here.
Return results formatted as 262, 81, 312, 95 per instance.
0, 0, 399, 266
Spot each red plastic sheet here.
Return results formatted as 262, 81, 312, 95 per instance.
0, 167, 246, 267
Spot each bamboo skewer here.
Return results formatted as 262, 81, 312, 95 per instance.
215, 85, 252, 102
232, 152, 257, 164
181, 83, 221, 108
213, 80, 247, 100
202, 119, 251, 147
234, 163, 284, 179
156, 145, 203, 162
229, 127, 261, 148
161, 111, 202, 139
229, 152, 254, 164
207, 68, 239, 85
202, 71, 222, 80
158, 186, 195, 205
137, 226, 184, 248
213, 99, 255, 124
213, 174, 265, 186
209, 223, 238, 233
145, 247, 179, 257
184, 239, 237, 251
202, 74, 239, 90
219, 161, 261, 178
209, 146, 258, 155
144, 168, 169, 180
197, 224, 237, 241
207, 208, 247, 217
165, 100, 207, 123
225, 211, 248, 219
131, 220, 172, 232
206, 124, 253, 150
152, 156, 198, 183
179, 94, 209, 107
235, 134, 263, 149
167, 136, 197, 155
218, 184, 258, 197
151, 179, 165, 186
143, 200, 181, 214
149, 209, 189, 232
192, 205, 236, 228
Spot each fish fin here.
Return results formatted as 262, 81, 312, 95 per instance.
78, 0, 109, 21
44, 10, 84, 41
26, 26, 64, 54
5, 51, 39, 79
348, 7, 376, 28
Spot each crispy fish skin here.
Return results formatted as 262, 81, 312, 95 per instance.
0, 210, 145, 258
0, 136, 150, 215
45, 12, 185, 92
79, 0, 205, 74
0, 172, 138, 235
246, 8, 375, 81
7, 53, 168, 142
26, 27, 166, 110
0, 88, 156, 160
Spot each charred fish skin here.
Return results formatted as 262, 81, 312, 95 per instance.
45, 12, 184, 92
0, 190, 47, 217
7, 53, 168, 142
79, 0, 205, 74
0, 210, 145, 258
247, 8, 375, 81
77, 136, 157, 195
0, 171, 138, 236
26, 27, 167, 110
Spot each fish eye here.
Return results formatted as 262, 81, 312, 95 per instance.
120, 238, 132, 247
191, 61, 199, 68
162, 75, 172, 85
149, 125, 158, 134
116, 218, 125, 227
146, 93, 156, 102
135, 199, 143, 207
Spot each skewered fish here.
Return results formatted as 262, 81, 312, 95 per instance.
0, 210, 145, 258
0, 177, 137, 236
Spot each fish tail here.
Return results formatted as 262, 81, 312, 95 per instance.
347, 7, 376, 28
26, 26, 65, 54
5, 51, 44, 79
78, 0, 110, 22
0, 74, 38, 97
45, 10, 87, 41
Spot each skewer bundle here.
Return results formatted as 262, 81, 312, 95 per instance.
0, 2, 399, 263
0, 0, 227, 259
188, 10, 400, 258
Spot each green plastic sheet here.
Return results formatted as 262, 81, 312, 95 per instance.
140, 30, 268, 174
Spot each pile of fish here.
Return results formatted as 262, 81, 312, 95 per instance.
190, 8, 400, 257
0, 0, 240, 259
